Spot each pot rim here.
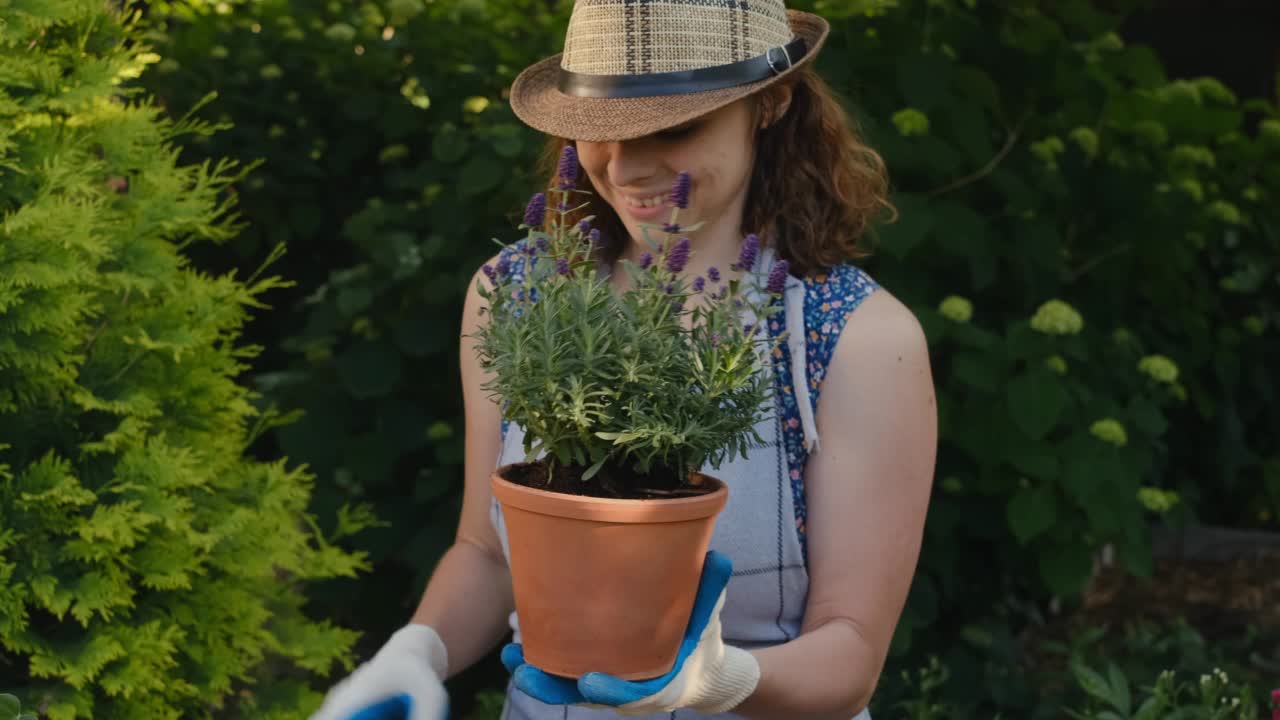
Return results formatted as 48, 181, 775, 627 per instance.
491, 463, 728, 523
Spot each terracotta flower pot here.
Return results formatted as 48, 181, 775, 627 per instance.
491, 464, 728, 680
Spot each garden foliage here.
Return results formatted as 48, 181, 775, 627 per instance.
132, 0, 1279, 714
0, 2, 370, 717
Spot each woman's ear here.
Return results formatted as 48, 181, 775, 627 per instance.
759, 84, 794, 129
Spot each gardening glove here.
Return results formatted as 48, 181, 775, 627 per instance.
310, 624, 450, 720
502, 550, 761, 715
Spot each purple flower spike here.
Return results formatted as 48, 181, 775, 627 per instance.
744, 322, 755, 334
766, 259, 790, 294
736, 234, 760, 272
663, 222, 681, 234
535, 237, 549, 252
717, 286, 729, 300
663, 282, 676, 294
670, 171, 691, 209
556, 258, 571, 276
523, 193, 546, 227
557, 146, 579, 190
556, 201, 570, 212
639, 252, 653, 269
481, 264, 496, 281
578, 219, 592, 234
707, 266, 721, 283
495, 256, 510, 276
692, 276, 705, 292
665, 236, 691, 273
672, 298, 685, 312
589, 228, 601, 246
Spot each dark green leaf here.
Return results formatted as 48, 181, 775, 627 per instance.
896, 52, 951, 111
1007, 485, 1057, 544
490, 123, 524, 158
953, 352, 1001, 392
1106, 662, 1131, 715
431, 125, 469, 163
1128, 397, 1167, 437
1039, 541, 1093, 596
458, 153, 505, 197
336, 341, 403, 399
1005, 443, 1060, 479
876, 194, 933, 259
1005, 370, 1068, 440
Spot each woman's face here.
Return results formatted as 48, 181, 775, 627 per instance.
575, 98, 759, 253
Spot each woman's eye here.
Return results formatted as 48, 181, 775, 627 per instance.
656, 124, 695, 140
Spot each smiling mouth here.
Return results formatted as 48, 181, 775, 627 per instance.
620, 193, 671, 209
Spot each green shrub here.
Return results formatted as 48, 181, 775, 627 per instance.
0, 3, 370, 717
880, 617, 1272, 719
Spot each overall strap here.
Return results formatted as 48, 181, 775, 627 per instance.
766, 258, 880, 562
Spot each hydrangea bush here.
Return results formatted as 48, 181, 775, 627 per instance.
472, 151, 790, 495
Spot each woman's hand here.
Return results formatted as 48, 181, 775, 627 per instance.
501, 551, 760, 716
310, 624, 450, 720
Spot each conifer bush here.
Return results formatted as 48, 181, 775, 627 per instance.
0, 3, 369, 717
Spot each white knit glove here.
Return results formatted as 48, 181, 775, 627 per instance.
503, 551, 760, 715
311, 624, 450, 720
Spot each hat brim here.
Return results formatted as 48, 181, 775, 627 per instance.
510, 10, 829, 143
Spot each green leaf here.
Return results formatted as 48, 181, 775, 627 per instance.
950, 103, 995, 165
582, 454, 608, 480
1006, 370, 1067, 440
431, 125, 469, 163
1005, 443, 1060, 479
490, 124, 524, 158
897, 52, 951, 111
934, 203, 988, 258
1106, 662, 1131, 715
953, 66, 1001, 114
1039, 542, 1093, 596
1128, 397, 1167, 437
1133, 696, 1165, 720
948, 322, 1000, 349
336, 341, 403, 399
1007, 486, 1057, 544
876, 194, 933, 259
458, 153, 505, 197
953, 352, 1001, 392
1070, 658, 1113, 705
1116, 525, 1153, 578
0, 695, 19, 716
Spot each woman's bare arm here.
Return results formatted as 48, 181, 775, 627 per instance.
735, 289, 938, 719
408, 260, 515, 679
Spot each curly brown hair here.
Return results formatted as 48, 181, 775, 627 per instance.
533, 66, 895, 278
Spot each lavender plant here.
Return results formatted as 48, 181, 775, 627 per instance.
472, 149, 790, 497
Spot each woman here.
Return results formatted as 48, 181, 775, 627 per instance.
313, 2, 936, 719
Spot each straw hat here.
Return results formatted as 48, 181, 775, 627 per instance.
510, 1, 829, 142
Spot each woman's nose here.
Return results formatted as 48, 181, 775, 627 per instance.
603, 140, 658, 189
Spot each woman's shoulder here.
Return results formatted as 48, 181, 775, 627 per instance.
799, 262, 880, 333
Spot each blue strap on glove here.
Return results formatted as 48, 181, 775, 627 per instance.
502, 551, 760, 715
344, 695, 413, 720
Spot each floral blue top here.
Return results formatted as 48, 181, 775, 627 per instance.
766, 264, 880, 560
